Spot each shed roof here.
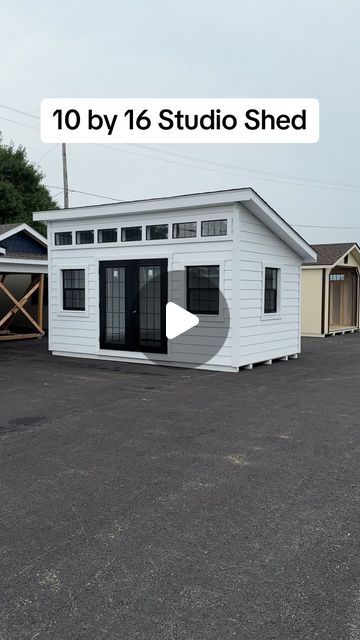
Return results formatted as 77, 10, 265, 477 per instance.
33, 187, 317, 263
0, 222, 47, 249
0, 223, 20, 235
310, 242, 360, 266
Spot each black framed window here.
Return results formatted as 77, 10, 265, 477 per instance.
76, 230, 94, 244
98, 228, 117, 243
63, 269, 85, 311
173, 222, 197, 238
201, 219, 227, 237
146, 224, 168, 240
187, 265, 220, 315
121, 226, 142, 242
264, 267, 279, 314
55, 231, 72, 246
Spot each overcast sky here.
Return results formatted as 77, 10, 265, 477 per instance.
1, 0, 360, 244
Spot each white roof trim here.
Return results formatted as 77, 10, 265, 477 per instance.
333, 243, 360, 267
0, 257, 48, 275
0, 222, 47, 247
0, 257, 48, 265
33, 188, 316, 262
302, 243, 360, 268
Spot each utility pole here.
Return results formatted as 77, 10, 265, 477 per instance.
61, 143, 69, 208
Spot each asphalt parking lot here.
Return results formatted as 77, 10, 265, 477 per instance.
1, 336, 360, 640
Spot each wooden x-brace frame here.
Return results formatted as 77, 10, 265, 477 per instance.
0, 273, 45, 340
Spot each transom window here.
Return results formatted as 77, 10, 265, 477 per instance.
264, 267, 279, 314
98, 228, 117, 243
330, 274, 345, 281
173, 222, 197, 238
76, 230, 94, 245
201, 219, 227, 237
146, 224, 168, 240
121, 226, 142, 242
187, 265, 220, 315
55, 232, 72, 246
63, 269, 85, 311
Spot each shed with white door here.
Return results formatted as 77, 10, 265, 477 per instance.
34, 188, 316, 372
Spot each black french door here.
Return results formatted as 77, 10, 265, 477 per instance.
99, 259, 167, 353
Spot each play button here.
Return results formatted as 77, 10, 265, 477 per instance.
139, 267, 230, 368
166, 302, 199, 339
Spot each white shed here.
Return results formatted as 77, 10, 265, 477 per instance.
34, 188, 316, 372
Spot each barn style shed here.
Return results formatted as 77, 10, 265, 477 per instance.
301, 242, 360, 337
0, 223, 48, 341
34, 188, 316, 372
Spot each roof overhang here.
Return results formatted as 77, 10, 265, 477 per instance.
333, 243, 360, 267
0, 223, 47, 248
34, 187, 316, 262
0, 257, 48, 274
302, 242, 360, 268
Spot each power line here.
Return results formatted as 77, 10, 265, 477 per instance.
95, 143, 360, 194
36, 143, 58, 164
292, 223, 360, 230
2, 102, 360, 195
2, 102, 360, 222
0, 104, 39, 120
133, 143, 360, 191
0, 115, 39, 130
45, 183, 122, 202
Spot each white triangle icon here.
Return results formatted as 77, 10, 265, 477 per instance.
166, 302, 199, 339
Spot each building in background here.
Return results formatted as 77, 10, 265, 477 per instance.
301, 242, 360, 337
0, 223, 48, 341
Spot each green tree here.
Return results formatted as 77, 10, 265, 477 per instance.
0, 136, 57, 235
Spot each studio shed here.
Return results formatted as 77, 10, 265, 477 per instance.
34, 188, 315, 372
301, 242, 360, 337
0, 223, 48, 341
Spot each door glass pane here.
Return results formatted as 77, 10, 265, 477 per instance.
105, 267, 126, 344
138, 266, 162, 348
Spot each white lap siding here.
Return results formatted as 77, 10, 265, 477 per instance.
50, 253, 98, 354
48, 204, 235, 371
171, 245, 233, 370
236, 206, 301, 367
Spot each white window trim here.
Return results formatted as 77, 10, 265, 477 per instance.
97, 228, 119, 244
182, 259, 225, 323
53, 230, 74, 247
57, 265, 90, 317
261, 263, 282, 321
51, 216, 232, 250
75, 230, 95, 246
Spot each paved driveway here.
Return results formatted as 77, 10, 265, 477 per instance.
1, 336, 360, 640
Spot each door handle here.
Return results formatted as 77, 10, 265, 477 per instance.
132, 309, 137, 314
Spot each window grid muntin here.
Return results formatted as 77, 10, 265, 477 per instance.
63, 269, 86, 311
187, 265, 220, 315
264, 267, 279, 314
